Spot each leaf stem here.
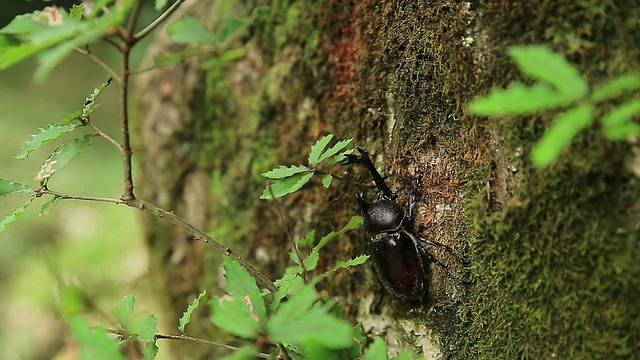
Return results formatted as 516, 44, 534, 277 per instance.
36, 188, 125, 205
74, 47, 122, 85
134, 0, 188, 41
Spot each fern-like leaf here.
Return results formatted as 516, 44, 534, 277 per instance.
14, 123, 79, 160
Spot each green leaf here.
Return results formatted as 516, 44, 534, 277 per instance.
40, 196, 61, 215
222, 257, 267, 331
296, 230, 316, 247
211, 295, 261, 339
114, 295, 136, 329
260, 172, 314, 199
15, 123, 79, 160
155, 0, 169, 11
303, 250, 320, 270
601, 99, 640, 140
82, 76, 113, 118
0, 195, 36, 234
321, 255, 369, 278
308, 134, 334, 167
69, 317, 126, 360
314, 216, 363, 252
321, 173, 333, 188
70, 4, 84, 20
269, 286, 354, 348
271, 267, 305, 312
469, 83, 567, 116
36, 134, 93, 182
262, 165, 311, 179
167, 17, 216, 45
315, 137, 353, 165
531, 104, 595, 168
591, 72, 640, 103
178, 290, 207, 333
508, 46, 588, 99
143, 341, 159, 360
60, 111, 82, 125
364, 337, 388, 360
325, 148, 355, 167
131, 314, 158, 341
0, 179, 34, 196
218, 16, 245, 43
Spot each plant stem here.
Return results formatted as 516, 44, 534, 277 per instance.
134, 0, 187, 41
74, 47, 122, 85
36, 188, 124, 205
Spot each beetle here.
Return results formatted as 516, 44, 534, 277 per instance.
343, 148, 467, 300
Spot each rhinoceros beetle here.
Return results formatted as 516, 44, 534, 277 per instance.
343, 148, 467, 300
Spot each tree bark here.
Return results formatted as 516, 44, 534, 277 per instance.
135, 1, 640, 358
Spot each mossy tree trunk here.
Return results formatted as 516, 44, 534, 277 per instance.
135, 1, 640, 358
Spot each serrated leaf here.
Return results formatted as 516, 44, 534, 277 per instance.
262, 165, 311, 179
308, 135, 334, 167
15, 123, 79, 160
531, 104, 594, 168
0, 195, 36, 234
114, 295, 136, 329
222, 257, 267, 331
321, 173, 332, 188
40, 196, 61, 215
303, 250, 320, 270
591, 72, 640, 103
167, 17, 216, 45
315, 137, 353, 165
314, 216, 363, 252
143, 341, 159, 360
178, 290, 207, 333
59, 111, 82, 125
326, 148, 355, 167
0, 179, 34, 196
508, 46, 588, 99
36, 134, 93, 182
69, 317, 126, 360
269, 286, 353, 348
82, 76, 113, 118
321, 255, 369, 278
70, 4, 84, 20
469, 83, 568, 116
211, 295, 261, 339
260, 172, 314, 199
271, 267, 304, 312
296, 230, 316, 248
131, 314, 158, 341
364, 337, 388, 360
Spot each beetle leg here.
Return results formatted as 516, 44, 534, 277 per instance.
417, 235, 472, 284
406, 194, 417, 224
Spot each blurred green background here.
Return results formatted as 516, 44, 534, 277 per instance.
0, 2, 166, 359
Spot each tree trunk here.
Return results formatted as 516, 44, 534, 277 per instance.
135, 1, 640, 358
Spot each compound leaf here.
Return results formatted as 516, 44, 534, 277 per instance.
508, 46, 588, 100
114, 295, 136, 329
315, 137, 353, 165
222, 257, 267, 331
531, 104, 594, 167
15, 123, 79, 160
308, 134, 334, 167
211, 295, 261, 339
321, 255, 369, 278
167, 17, 216, 45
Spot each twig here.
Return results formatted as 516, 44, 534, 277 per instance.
36, 187, 125, 205
134, 0, 187, 41
129, 198, 278, 294
74, 48, 122, 85
104, 329, 270, 359
82, 119, 123, 151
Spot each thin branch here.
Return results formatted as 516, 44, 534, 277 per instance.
134, 0, 188, 41
83, 119, 123, 151
125, 0, 145, 39
36, 188, 124, 205
129, 198, 278, 294
119, 43, 135, 201
104, 329, 270, 359
74, 48, 122, 85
